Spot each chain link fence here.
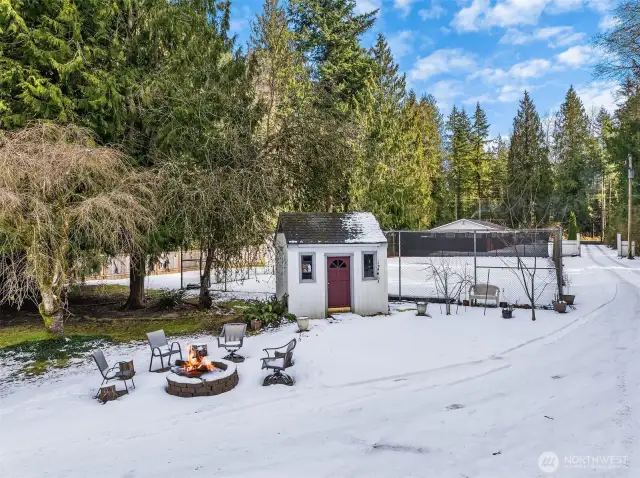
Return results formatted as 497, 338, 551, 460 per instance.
386, 229, 563, 308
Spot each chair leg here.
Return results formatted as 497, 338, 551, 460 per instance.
131, 377, 136, 389
94, 377, 107, 399
160, 354, 164, 371
149, 354, 154, 372
124, 379, 129, 394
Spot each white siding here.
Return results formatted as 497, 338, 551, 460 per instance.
430, 220, 494, 232
275, 233, 288, 299
285, 243, 388, 319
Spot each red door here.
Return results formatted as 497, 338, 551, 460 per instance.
327, 257, 351, 309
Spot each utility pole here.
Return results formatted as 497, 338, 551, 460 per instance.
628, 154, 634, 259
601, 172, 606, 243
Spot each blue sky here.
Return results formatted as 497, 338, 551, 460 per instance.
229, 0, 621, 137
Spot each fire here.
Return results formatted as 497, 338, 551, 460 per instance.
183, 345, 215, 373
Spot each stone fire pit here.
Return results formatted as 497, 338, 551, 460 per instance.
166, 359, 238, 398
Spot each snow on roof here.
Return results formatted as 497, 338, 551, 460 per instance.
277, 212, 387, 245
429, 219, 509, 232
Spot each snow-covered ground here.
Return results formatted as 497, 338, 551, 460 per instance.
87, 267, 276, 301
88, 255, 558, 306
388, 256, 558, 305
1, 246, 639, 477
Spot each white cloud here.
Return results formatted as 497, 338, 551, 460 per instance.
394, 0, 416, 17
409, 49, 476, 81
499, 26, 585, 48
451, 0, 490, 32
452, 0, 615, 32
510, 58, 552, 79
471, 58, 551, 84
387, 31, 415, 58
586, 0, 616, 14
556, 45, 596, 67
575, 81, 620, 113
355, 0, 381, 15
549, 0, 583, 13
497, 84, 530, 103
429, 80, 465, 108
599, 14, 619, 31
463, 94, 495, 105
419, 0, 446, 20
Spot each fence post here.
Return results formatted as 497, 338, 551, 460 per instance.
555, 227, 563, 297
473, 231, 477, 286
180, 247, 184, 290
398, 231, 402, 301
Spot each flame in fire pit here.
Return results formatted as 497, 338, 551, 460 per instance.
183, 345, 215, 373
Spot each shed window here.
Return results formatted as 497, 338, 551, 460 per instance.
363, 252, 376, 279
300, 254, 314, 281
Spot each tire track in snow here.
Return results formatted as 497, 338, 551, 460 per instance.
581, 245, 638, 464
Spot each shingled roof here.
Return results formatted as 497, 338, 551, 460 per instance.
276, 212, 387, 245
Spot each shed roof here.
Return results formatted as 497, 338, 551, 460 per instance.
276, 212, 387, 245
429, 219, 509, 232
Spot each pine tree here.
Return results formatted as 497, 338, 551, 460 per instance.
0, 0, 125, 137
553, 86, 592, 230
507, 91, 552, 227
446, 106, 474, 219
471, 102, 491, 218
489, 134, 509, 212
289, 0, 376, 108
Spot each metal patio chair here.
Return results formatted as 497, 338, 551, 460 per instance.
217, 323, 247, 363
146, 329, 182, 372
261, 338, 296, 386
91, 349, 136, 397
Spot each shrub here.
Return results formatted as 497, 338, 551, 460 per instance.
242, 295, 295, 326
156, 288, 186, 309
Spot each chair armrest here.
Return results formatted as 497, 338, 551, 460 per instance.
263, 346, 286, 358
170, 341, 181, 350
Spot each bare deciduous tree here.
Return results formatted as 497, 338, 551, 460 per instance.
0, 123, 154, 336
425, 256, 473, 315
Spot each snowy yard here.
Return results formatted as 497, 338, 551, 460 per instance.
1, 246, 639, 477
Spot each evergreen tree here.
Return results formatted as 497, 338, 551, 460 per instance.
507, 91, 552, 227
289, 0, 376, 108
0, 0, 125, 137
446, 106, 474, 219
553, 86, 592, 230
471, 102, 491, 218
489, 134, 509, 214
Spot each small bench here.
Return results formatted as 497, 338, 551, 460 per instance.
469, 283, 500, 307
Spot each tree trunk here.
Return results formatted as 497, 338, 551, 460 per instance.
125, 253, 146, 309
40, 287, 64, 337
199, 249, 214, 309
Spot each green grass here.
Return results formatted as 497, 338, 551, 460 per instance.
0, 311, 240, 376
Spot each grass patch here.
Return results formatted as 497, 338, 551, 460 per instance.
0, 310, 239, 377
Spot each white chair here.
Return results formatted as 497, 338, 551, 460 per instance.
146, 329, 182, 371
217, 323, 247, 363
469, 283, 500, 307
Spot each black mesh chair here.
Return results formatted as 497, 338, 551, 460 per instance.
91, 349, 136, 397
261, 338, 296, 386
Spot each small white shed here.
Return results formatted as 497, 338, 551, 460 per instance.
275, 212, 388, 319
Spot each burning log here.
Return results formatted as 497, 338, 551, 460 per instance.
172, 344, 216, 378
